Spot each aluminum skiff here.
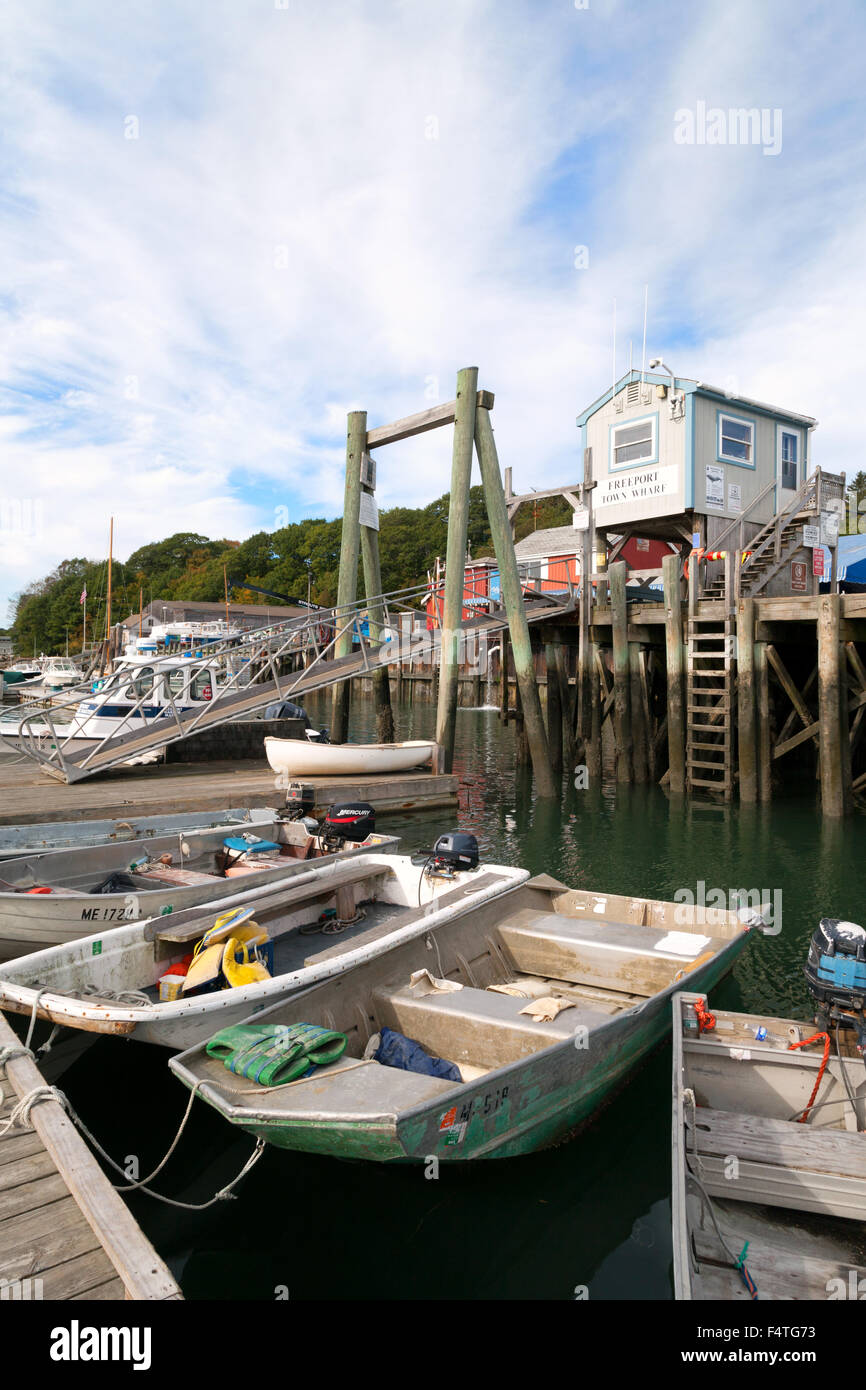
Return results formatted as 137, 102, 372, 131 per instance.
0, 814, 397, 958
168, 877, 762, 1162
672, 990, 866, 1300
0, 854, 525, 1050
0, 807, 275, 860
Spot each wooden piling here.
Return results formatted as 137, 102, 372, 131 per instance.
435, 367, 478, 772
359, 484, 394, 743
588, 640, 602, 780
554, 631, 577, 773
609, 561, 632, 782
663, 554, 685, 794
736, 598, 758, 804
499, 632, 510, 721
818, 594, 852, 816
545, 639, 563, 772
755, 640, 772, 803
474, 407, 557, 796
628, 641, 649, 782
331, 410, 365, 743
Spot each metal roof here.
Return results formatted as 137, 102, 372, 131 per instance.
514, 526, 578, 559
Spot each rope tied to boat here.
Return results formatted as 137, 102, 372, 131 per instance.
787, 1030, 830, 1123
66, 1077, 266, 1210
0, 1083, 68, 1137
692, 998, 716, 1033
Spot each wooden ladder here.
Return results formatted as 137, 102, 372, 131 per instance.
686, 612, 734, 799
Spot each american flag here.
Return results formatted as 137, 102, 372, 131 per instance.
79, 586, 87, 605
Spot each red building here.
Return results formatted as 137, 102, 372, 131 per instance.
513, 526, 677, 590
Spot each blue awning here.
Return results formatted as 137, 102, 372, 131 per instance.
836, 533, 866, 582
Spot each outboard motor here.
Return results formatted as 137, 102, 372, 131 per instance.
804, 918, 866, 1053
282, 783, 316, 821
430, 832, 479, 874
322, 802, 376, 850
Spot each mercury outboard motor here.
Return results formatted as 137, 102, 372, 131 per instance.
322, 802, 376, 849
804, 918, 866, 1053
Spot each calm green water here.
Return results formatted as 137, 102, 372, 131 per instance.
52, 691, 865, 1300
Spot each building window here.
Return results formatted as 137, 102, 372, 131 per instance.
781, 430, 798, 490
611, 415, 657, 469
718, 413, 754, 465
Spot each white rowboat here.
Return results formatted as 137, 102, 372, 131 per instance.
264, 737, 434, 778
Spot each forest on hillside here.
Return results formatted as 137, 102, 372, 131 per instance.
8, 488, 572, 655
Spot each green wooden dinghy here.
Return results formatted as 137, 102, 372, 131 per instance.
170, 874, 761, 1162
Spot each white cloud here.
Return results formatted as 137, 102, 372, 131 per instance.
0, 0, 864, 621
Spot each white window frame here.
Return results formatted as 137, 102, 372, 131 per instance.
609, 413, 658, 471
717, 411, 755, 467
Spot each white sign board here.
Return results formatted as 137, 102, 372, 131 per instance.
803, 524, 820, 549
705, 464, 724, 510
728, 482, 742, 512
595, 464, 679, 510
821, 509, 840, 545
359, 491, 379, 531
571, 507, 589, 531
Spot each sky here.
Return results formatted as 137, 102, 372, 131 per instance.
2, 0, 865, 620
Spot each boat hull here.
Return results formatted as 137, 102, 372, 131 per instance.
264, 737, 434, 778
205, 930, 751, 1162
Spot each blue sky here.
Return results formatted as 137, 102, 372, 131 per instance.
2, 0, 866, 619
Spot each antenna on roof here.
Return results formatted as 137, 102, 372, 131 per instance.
629, 340, 633, 373
611, 299, 617, 402
641, 284, 648, 385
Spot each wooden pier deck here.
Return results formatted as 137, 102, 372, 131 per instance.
0, 756, 458, 828
0, 1011, 181, 1300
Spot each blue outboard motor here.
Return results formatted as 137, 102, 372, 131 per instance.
804, 918, 866, 1052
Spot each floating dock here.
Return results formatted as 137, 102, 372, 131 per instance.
0, 1011, 181, 1300
0, 756, 458, 828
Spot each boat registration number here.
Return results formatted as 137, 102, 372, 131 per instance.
79, 906, 138, 922
439, 1086, 510, 1145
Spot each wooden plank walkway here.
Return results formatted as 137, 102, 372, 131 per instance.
0, 757, 458, 828
0, 1011, 182, 1300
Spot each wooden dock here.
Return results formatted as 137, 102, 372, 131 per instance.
0, 1012, 181, 1300
0, 756, 459, 828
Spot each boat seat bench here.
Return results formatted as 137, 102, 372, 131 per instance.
690, 1106, 866, 1219
497, 910, 722, 997
372, 981, 607, 1069
151, 863, 393, 944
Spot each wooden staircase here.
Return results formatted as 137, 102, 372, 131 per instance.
686, 612, 734, 799
703, 469, 844, 601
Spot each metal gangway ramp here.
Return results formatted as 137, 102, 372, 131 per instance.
2, 577, 575, 783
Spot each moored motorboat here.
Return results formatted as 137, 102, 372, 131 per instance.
264, 736, 434, 778
0, 842, 524, 1050
168, 875, 763, 1161
672, 989, 866, 1300
0, 805, 397, 958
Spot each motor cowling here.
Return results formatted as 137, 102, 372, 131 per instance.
432, 832, 479, 872
323, 802, 376, 844
804, 917, 866, 1049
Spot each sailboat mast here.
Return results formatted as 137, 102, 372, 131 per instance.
224, 565, 230, 628
105, 516, 114, 671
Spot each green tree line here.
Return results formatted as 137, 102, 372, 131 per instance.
7, 488, 572, 655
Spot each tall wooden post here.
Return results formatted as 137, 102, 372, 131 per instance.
609, 561, 632, 782
475, 408, 557, 796
499, 632, 509, 721
755, 641, 772, 804
330, 411, 365, 743
736, 598, 758, 803
663, 554, 685, 794
588, 641, 602, 780
628, 642, 648, 782
818, 594, 852, 817
555, 631, 577, 773
434, 368, 478, 772
544, 638, 563, 772
359, 469, 394, 744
